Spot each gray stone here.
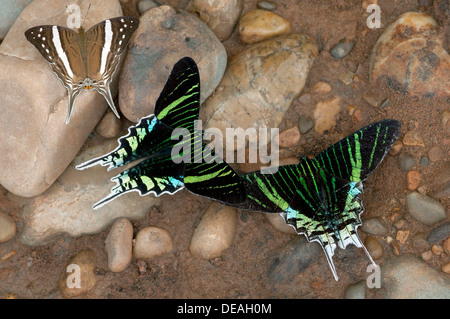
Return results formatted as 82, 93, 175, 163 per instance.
381, 254, 450, 298
298, 115, 314, 134
330, 39, 354, 60
397, 153, 415, 171
361, 216, 388, 236
137, 0, 159, 14
427, 221, 450, 245
0, 211, 16, 243
267, 237, 321, 283
257, 1, 277, 11
344, 280, 366, 299
406, 192, 447, 226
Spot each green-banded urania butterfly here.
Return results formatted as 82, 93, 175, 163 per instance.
76, 57, 246, 209
25, 16, 139, 123
234, 119, 401, 280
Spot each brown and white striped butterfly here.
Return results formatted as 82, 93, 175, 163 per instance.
24, 17, 139, 124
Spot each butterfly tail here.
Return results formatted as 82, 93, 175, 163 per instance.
76, 114, 174, 171
94, 81, 121, 119
92, 154, 185, 209
65, 86, 83, 124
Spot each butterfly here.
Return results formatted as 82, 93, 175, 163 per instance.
76, 57, 246, 209
25, 16, 139, 123
233, 119, 401, 280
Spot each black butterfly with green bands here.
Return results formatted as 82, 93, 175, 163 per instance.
234, 119, 401, 280
76, 57, 246, 209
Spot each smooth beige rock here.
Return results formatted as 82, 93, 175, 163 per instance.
364, 236, 384, 260
119, 5, 227, 122
201, 33, 318, 152
190, 202, 238, 259
0, 211, 16, 243
185, 0, 243, 41
105, 218, 133, 273
370, 12, 450, 98
96, 111, 122, 138
278, 127, 301, 148
133, 227, 173, 259
15, 139, 159, 246
0, 0, 123, 197
238, 9, 292, 44
59, 250, 97, 298
314, 97, 341, 134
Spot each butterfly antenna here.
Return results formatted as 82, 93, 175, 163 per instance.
82, 3, 91, 27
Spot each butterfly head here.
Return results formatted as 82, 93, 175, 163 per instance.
79, 78, 96, 90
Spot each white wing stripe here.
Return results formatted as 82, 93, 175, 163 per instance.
100, 19, 113, 75
51, 26, 73, 78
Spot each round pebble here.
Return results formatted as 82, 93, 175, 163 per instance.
133, 226, 173, 259
428, 146, 443, 162
364, 236, 384, 260
330, 39, 355, 60
298, 115, 314, 134
406, 170, 421, 190
0, 211, 16, 243
344, 281, 366, 299
137, 0, 158, 14
59, 250, 97, 298
397, 153, 415, 171
389, 140, 403, 156
419, 156, 429, 167
312, 81, 331, 94
96, 111, 122, 138
238, 9, 292, 44
105, 218, 133, 273
257, 1, 277, 11
442, 262, 450, 274
432, 244, 444, 255
313, 97, 341, 134
361, 216, 388, 236
406, 192, 446, 226
190, 202, 238, 260
278, 126, 301, 148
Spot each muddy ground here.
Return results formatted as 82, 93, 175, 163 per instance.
0, 0, 448, 299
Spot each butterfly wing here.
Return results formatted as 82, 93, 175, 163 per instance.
76, 114, 175, 171
154, 57, 200, 133
183, 141, 247, 205
85, 17, 140, 118
314, 119, 401, 183
92, 153, 185, 209
25, 25, 85, 122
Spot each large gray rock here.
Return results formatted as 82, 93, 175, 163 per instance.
118, 5, 227, 122
381, 254, 450, 298
0, 0, 123, 197
14, 139, 159, 246
0, 0, 32, 40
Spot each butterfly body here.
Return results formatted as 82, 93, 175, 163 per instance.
25, 17, 139, 123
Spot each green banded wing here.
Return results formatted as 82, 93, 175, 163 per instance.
183, 139, 246, 205
314, 119, 401, 183
154, 56, 200, 133
92, 153, 185, 209
76, 115, 175, 171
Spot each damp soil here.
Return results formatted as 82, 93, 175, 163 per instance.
0, 0, 449, 299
